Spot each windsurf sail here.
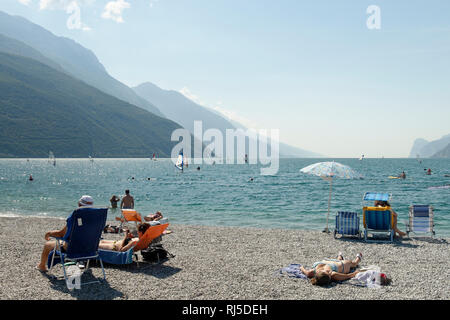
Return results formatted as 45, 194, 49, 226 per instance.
175, 151, 184, 171
49, 151, 56, 166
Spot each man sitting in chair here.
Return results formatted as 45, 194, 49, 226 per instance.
36, 195, 94, 272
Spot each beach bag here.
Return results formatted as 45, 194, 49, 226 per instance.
141, 243, 173, 263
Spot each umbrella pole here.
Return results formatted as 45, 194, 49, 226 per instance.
324, 179, 332, 233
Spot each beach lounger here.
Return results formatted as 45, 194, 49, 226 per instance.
118, 209, 144, 233
362, 206, 394, 242
334, 211, 361, 239
98, 218, 170, 265
47, 207, 108, 288
406, 205, 435, 237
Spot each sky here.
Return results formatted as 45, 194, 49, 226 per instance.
1, 0, 450, 157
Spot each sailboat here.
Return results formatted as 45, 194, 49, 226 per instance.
89, 155, 94, 163
175, 151, 184, 171
49, 151, 56, 166
359, 154, 365, 161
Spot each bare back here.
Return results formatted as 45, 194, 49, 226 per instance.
121, 195, 134, 209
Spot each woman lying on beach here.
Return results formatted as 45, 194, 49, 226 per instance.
374, 200, 407, 238
98, 223, 151, 252
300, 253, 362, 286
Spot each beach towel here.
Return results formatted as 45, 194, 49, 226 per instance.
348, 265, 383, 288
276, 264, 308, 280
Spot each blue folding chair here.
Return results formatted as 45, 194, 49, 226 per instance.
334, 212, 361, 239
47, 207, 108, 288
363, 207, 394, 242
406, 205, 435, 237
362, 192, 394, 242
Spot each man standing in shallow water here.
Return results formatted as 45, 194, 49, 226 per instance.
120, 189, 134, 209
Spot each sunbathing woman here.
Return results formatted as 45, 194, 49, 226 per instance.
98, 223, 151, 252
144, 211, 163, 222
300, 253, 362, 286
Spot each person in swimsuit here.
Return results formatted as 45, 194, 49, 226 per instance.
144, 211, 163, 222
98, 223, 151, 252
110, 195, 120, 208
120, 189, 134, 209
300, 252, 362, 286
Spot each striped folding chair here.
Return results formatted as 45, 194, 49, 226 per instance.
334, 211, 361, 239
406, 205, 435, 237
363, 206, 394, 242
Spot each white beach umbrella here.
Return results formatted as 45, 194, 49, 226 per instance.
300, 161, 363, 233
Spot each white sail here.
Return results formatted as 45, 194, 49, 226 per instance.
175, 152, 183, 170
49, 151, 56, 166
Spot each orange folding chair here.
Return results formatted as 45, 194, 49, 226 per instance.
134, 222, 169, 251
119, 209, 143, 232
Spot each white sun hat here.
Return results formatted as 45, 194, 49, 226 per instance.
78, 195, 94, 207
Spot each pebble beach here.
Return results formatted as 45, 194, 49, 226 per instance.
0, 216, 449, 301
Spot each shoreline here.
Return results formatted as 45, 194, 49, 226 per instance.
0, 216, 449, 300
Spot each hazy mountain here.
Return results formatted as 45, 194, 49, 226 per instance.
409, 138, 429, 158
431, 143, 450, 158
133, 82, 321, 158
133, 82, 237, 134
0, 11, 164, 117
409, 134, 450, 158
0, 33, 63, 72
0, 52, 182, 157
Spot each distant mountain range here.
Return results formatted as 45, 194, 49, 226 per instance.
0, 51, 182, 157
133, 82, 321, 158
0, 10, 320, 159
0, 11, 164, 118
409, 134, 450, 159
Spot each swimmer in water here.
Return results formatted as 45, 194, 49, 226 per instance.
29, 174, 33, 181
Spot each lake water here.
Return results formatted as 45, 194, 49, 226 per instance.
0, 158, 449, 236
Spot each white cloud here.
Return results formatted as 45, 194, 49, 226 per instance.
102, 0, 130, 23
37, 1, 91, 31
39, 0, 72, 10
17, 0, 32, 5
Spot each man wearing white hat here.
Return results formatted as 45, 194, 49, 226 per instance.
36, 195, 95, 272
78, 195, 94, 207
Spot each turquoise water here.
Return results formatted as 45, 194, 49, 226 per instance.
0, 158, 449, 236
